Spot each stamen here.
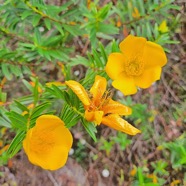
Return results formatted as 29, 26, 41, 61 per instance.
125, 55, 144, 76
99, 90, 113, 108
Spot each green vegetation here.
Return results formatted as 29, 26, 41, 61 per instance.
0, 0, 185, 185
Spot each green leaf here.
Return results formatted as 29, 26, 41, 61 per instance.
90, 27, 97, 47
63, 24, 81, 36
145, 183, 159, 186
6, 111, 27, 130
34, 27, 42, 45
22, 79, 33, 92
98, 3, 111, 20
82, 119, 97, 142
37, 48, 52, 60
9, 65, 22, 77
60, 8, 79, 18
92, 48, 103, 67
32, 14, 41, 27
98, 24, 119, 35
7, 131, 25, 158
54, 22, 64, 35
33, 78, 39, 105
49, 50, 64, 60
14, 100, 29, 112
61, 104, 81, 128
98, 42, 108, 63
138, 0, 145, 15
51, 85, 65, 99
0, 88, 7, 103
137, 167, 144, 185
1, 63, 13, 80
19, 43, 36, 49
30, 102, 51, 124
111, 40, 120, 52
21, 10, 33, 20
0, 117, 11, 128
44, 18, 51, 30
70, 55, 90, 67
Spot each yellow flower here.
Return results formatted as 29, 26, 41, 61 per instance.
0, 77, 7, 88
132, 7, 140, 18
170, 180, 181, 186
30, 81, 42, 93
0, 144, 9, 155
0, 102, 4, 106
66, 75, 140, 135
147, 174, 158, 183
158, 20, 169, 33
105, 35, 167, 95
23, 115, 73, 170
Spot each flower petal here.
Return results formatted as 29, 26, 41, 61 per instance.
23, 115, 73, 170
65, 80, 90, 106
112, 74, 137, 96
119, 35, 146, 56
35, 114, 65, 129
143, 41, 167, 69
85, 110, 104, 125
105, 53, 126, 80
102, 114, 141, 135
26, 144, 70, 170
134, 67, 162, 88
34, 115, 72, 148
102, 99, 132, 115
90, 75, 107, 102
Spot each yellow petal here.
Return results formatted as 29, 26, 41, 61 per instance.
134, 67, 162, 88
85, 110, 104, 125
119, 35, 146, 56
158, 20, 169, 33
105, 53, 126, 80
132, 7, 140, 18
0, 102, 4, 106
102, 99, 132, 115
112, 74, 137, 96
36, 115, 73, 150
46, 81, 65, 87
26, 142, 70, 170
35, 114, 64, 129
65, 80, 90, 106
23, 115, 73, 170
143, 41, 167, 69
90, 75, 107, 101
102, 114, 141, 135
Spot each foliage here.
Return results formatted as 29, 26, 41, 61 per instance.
0, 0, 184, 185
162, 133, 186, 170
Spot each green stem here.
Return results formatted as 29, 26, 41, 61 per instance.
71, 106, 84, 117
24, 1, 64, 24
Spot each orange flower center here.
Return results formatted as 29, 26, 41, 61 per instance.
125, 56, 144, 76
87, 90, 111, 113
30, 130, 55, 153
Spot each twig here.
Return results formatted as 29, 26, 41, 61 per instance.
46, 171, 60, 186
161, 74, 181, 103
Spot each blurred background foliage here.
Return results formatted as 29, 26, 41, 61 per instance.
0, 0, 185, 185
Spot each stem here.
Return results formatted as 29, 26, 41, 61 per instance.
71, 106, 84, 117
0, 27, 31, 43
24, 1, 64, 24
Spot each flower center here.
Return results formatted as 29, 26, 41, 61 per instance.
87, 90, 112, 112
30, 130, 55, 153
125, 56, 144, 76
